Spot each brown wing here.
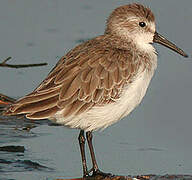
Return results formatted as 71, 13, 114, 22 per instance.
4, 35, 141, 119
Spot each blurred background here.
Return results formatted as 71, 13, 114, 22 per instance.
0, 0, 191, 180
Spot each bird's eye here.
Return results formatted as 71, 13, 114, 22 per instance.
139, 22, 146, 27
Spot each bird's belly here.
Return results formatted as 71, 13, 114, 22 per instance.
53, 68, 155, 132
120, 69, 153, 118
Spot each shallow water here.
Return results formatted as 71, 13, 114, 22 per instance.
0, 0, 192, 180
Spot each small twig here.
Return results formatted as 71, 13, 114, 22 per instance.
0, 63, 48, 68
1, 56, 12, 64
0, 57, 48, 68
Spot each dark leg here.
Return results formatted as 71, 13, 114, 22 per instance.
86, 131, 112, 177
86, 131, 99, 172
78, 130, 89, 177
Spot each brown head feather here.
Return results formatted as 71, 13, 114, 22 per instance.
105, 3, 155, 35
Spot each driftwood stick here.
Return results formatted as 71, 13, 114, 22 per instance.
0, 57, 47, 68
1, 56, 12, 64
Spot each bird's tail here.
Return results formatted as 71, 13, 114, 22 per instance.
0, 93, 16, 115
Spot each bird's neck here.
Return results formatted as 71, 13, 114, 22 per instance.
99, 34, 157, 73
103, 33, 157, 62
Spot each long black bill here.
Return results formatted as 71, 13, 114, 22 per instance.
153, 32, 188, 58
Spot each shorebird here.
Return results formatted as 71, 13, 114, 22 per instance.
3, 3, 188, 177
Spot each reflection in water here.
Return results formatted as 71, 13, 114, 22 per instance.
0, 116, 53, 174
0, 158, 53, 172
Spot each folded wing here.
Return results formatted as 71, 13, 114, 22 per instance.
4, 35, 140, 120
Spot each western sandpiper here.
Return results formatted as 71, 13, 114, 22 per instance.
3, 3, 188, 177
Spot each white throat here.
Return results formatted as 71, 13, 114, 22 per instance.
134, 33, 156, 55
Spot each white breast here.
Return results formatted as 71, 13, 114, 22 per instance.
54, 56, 157, 132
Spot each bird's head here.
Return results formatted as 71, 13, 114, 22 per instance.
105, 3, 188, 57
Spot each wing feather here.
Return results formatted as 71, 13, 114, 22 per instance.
76, 102, 95, 115
60, 75, 81, 101
55, 65, 80, 84
57, 90, 79, 108
103, 72, 114, 90
11, 95, 58, 114
80, 67, 92, 82
5, 35, 141, 121
92, 89, 103, 103
62, 100, 85, 117
111, 67, 123, 84
16, 89, 60, 104
78, 88, 88, 101
89, 71, 100, 93
26, 106, 59, 119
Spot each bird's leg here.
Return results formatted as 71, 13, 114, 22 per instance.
86, 131, 112, 177
78, 130, 89, 177
86, 131, 98, 172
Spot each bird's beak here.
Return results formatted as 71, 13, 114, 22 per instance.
153, 32, 188, 58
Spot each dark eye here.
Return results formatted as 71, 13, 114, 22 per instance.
139, 22, 146, 27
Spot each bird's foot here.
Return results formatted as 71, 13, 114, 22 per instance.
92, 169, 113, 178
85, 166, 113, 178
82, 169, 91, 178
83, 174, 90, 178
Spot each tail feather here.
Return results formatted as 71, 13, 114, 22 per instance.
0, 104, 6, 114
0, 93, 15, 104
0, 93, 16, 115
